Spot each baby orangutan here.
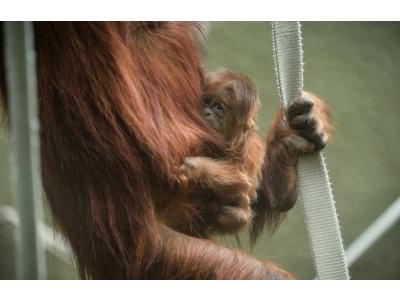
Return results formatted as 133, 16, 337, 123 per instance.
179, 70, 333, 237
179, 70, 264, 234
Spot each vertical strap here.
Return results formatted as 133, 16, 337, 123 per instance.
271, 21, 350, 280
5, 21, 47, 279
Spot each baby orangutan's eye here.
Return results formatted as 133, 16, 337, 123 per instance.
211, 102, 224, 113
202, 95, 213, 105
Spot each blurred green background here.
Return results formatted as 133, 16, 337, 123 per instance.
1, 22, 400, 279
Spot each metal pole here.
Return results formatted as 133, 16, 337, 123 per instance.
5, 21, 47, 279
345, 196, 400, 266
0, 205, 73, 266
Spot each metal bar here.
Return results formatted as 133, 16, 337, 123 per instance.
0, 205, 73, 265
5, 21, 47, 279
345, 196, 400, 266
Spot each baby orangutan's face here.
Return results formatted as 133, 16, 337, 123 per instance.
202, 70, 258, 141
203, 96, 235, 138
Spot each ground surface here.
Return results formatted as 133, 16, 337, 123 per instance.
1, 22, 399, 279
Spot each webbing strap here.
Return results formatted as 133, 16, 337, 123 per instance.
271, 21, 350, 280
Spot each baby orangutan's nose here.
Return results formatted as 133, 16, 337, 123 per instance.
204, 108, 212, 117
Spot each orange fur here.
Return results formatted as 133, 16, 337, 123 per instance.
0, 22, 297, 279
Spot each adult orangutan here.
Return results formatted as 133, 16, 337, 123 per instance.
0, 22, 332, 279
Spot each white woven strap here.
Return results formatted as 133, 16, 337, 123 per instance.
271, 21, 350, 280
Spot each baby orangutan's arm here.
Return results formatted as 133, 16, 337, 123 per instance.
251, 91, 333, 241
179, 157, 254, 234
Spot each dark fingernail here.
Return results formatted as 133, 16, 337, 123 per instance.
314, 139, 327, 152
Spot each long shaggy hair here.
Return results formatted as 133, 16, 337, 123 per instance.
0, 22, 292, 279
